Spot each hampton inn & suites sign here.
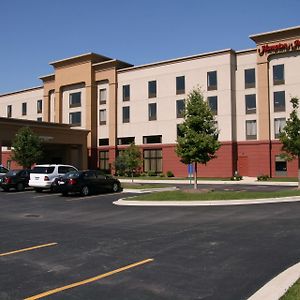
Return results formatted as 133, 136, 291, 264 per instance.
259, 39, 300, 56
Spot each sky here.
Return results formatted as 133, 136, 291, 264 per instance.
1, 0, 300, 94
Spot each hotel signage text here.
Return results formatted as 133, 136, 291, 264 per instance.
259, 39, 300, 56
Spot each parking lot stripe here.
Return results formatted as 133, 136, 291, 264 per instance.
33, 194, 60, 198
66, 192, 123, 202
0, 242, 58, 257
24, 258, 154, 300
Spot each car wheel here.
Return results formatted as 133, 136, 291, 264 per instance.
81, 186, 89, 196
112, 183, 119, 193
16, 183, 25, 192
34, 188, 43, 193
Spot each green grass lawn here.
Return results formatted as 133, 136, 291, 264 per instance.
280, 279, 300, 300
130, 189, 300, 201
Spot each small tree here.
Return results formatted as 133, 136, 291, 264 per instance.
11, 127, 43, 169
279, 96, 300, 188
123, 143, 142, 182
176, 88, 221, 189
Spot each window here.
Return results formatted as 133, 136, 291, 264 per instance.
148, 80, 157, 98
99, 88, 107, 105
143, 135, 162, 144
148, 103, 157, 121
207, 71, 217, 91
117, 137, 135, 145
246, 120, 257, 140
176, 99, 185, 118
275, 155, 287, 176
273, 64, 285, 85
176, 76, 185, 95
7, 105, 12, 118
69, 112, 81, 126
274, 91, 285, 112
143, 149, 162, 173
207, 96, 218, 115
245, 94, 256, 114
274, 118, 286, 139
22, 102, 27, 116
123, 85, 130, 101
99, 151, 109, 171
99, 109, 107, 125
37, 99, 42, 113
37, 117, 42, 122
122, 106, 130, 123
99, 138, 109, 146
69, 92, 81, 108
245, 69, 256, 89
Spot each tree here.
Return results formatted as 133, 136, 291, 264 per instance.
279, 96, 300, 188
176, 88, 221, 189
11, 127, 43, 169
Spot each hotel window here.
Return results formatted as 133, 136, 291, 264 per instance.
99, 88, 107, 105
176, 76, 185, 95
37, 117, 42, 122
207, 96, 218, 115
274, 118, 286, 139
69, 92, 81, 108
37, 99, 42, 113
122, 106, 130, 123
123, 85, 130, 101
117, 137, 135, 145
148, 103, 157, 121
99, 138, 109, 146
99, 150, 109, 171
273, 64, 285, 85
176, 99, 185, 118
69, 112, 81, 126
245, 94, 256, 114
246, 120, 257, 140
245, 68, 256, 89
99, 109, 107, 125
274, 91, 285, 112
143, 135, 162, 144
22, 102, 27, 116
148, 80, 157, 98
207, 71, 217, 91
275, 155, 287, 176
143, 149, 162, 173
7, 105, 12, 118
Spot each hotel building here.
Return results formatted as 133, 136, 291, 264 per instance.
1, 26, 300, 177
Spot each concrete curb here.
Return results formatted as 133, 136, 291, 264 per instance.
247, 262, 300, 300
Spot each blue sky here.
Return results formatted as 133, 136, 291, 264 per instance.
1, 0, 299, 94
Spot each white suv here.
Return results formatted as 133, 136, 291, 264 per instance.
29, 164, 78, 192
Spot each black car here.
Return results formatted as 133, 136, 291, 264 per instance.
57, 170, 121, 196
0, 169, 31, 192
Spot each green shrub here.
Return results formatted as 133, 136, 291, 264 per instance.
147, 171, 156, 177
166, 170, 174, 177
231, 173, 243, 181
257, 174, 270, 181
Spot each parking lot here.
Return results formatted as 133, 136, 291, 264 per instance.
1, 187, 300, 299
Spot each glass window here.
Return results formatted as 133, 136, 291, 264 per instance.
148, 103, 157, 121
207, 71, 217, 91
37, 99, 43, 113
69, 92, 81, 108
274, 118, 286, 139
143, 135, 162, 144
245, 69, 256, 89
143, 149, 162, 173
122, 106, 130, 123
273, 64, 285, 85
99, 88, 107, 105
275, 155, 287, 176
246, 120, 257, 140
99, 138, 109, 146
69, 112, 81, 126
99, 109, 107, 125
148, 80, 157, 98
176, 99, 185, 118
22, 102, 27, 116
207, 96, 218, 115
7, 105, 12, 118
123, 85, 130, 101
37, 117, 42, 122
176, 76, 185, 95
99, 150, 109, 171
117, 137, 135, 145
245, 94, 256, 114
274, 91, 285, 112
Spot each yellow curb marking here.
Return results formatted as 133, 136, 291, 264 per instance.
24, 258, 154, 300
0, 243, 58, 257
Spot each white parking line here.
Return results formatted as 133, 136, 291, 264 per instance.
4, 191, 34, 195
66, 192, 123, 202
33, 193, 61, 199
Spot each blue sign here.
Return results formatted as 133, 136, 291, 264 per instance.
188, 163, 193, 177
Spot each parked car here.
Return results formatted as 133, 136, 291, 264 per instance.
29, 164, 78, 192
0, 169, 31, 192
0, 165, 9, 177
57, 170, 121, 196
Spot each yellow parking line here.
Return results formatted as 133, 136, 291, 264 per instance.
24, 258, 154, 300
0, 242, 58, 257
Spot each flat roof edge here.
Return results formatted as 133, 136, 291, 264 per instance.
0, 86, 43, 97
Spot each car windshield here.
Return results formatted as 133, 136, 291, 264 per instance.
31, 167, 55, 174
63, 171, 80, 179
6, 170, 22, 176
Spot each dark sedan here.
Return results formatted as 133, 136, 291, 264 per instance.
57, 170, 122, 196
0, 169, 31, 192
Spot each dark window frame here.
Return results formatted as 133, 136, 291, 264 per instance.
99, 109, 107, 125
245, 120, 257, 140
148, 103, 157, 121
176, 99, 185, 118
122, 106, 130, 123
69, 92, 81, 108
273, 64, 285, 85
99, 88, 107, 105
37, 99, 43, 114
123, 85, 130, 101
274, 91, 285, 112
245, 94, 256, 114
176, 76, 185, 95
244, 68, 256, 89
207, 96, 218, 115
69, 111, 81, 126
148, 80, 157, 98
22, 102, 27, 116
207, 71, 218, 91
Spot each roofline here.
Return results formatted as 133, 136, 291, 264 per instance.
249, 25, 300, 39
235, 48, 257, 54
118, 48, 235, 73
0, 86, 43, 97
39, 73, 55, 80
